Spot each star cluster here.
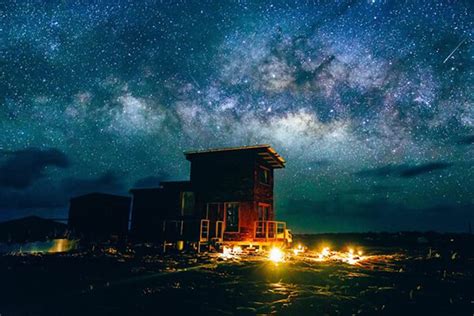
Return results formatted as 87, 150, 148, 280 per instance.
0, 1, 472, 232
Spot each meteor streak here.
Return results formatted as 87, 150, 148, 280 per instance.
443, 37, 468, 64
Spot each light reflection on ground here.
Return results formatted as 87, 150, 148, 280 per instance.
0, 240, 472, 315
218, 244, 399, 268
0, 238, 77, 254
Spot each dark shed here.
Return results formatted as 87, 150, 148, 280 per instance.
68, 193, 131, 241
130, 181, 195, 242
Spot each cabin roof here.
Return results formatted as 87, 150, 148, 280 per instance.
184, 144, 285, 169
129, 187, 162, 194
70, 192, 131, 202
129, 181, 191, 193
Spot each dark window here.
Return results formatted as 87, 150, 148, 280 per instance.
259, 167, 270, 185
181, 192, 195, 216
225, 202, 239, 232
207, 203, 224, 221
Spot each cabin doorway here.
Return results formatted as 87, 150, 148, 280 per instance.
206, 203, 224, 240
206, 202, 240, 236
225, 202, 239, 233
256, 203, 271, 239
258, 203, 270, 221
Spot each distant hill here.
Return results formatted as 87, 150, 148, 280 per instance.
0, 216, 67, 243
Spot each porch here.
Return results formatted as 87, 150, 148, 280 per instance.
154, 219, 292, 252
199, 219, 292, 246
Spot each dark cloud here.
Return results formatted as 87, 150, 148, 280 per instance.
355, 162, 452, 179
61, 171, 126, 197
0, 182, 66, 209
399, 162, 452, 178
371, 184, 402, 193
133, 173, 169, 188
355, 165, 401, 178
457, 135, 474, 145
284, 197, 474, 232
280, 199, 333, 217
339, 188, 368, 196
282, 197, 402, 232
0, 148, 70, 189
308, 159, 332, 168
0, 171, 128, 211
341, 184, 402, 196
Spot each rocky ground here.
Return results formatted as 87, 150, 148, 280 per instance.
0, 234, 473, 315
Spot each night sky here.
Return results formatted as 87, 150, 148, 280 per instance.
1, 1, 473, 232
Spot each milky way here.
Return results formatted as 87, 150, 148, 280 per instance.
0, 1, 473, 232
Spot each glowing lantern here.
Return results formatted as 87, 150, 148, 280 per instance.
220, 246, 233, 260
346, 247, 357, 265
268, 247, 284, 263
321, 247, 330, 257
232, 246, 243, 254
293, 244, 304, 255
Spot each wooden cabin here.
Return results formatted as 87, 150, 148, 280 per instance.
130, 145, 291, 249
68, 193, 131, 242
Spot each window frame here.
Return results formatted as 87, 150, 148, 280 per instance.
206, 202, 224, 221
258, 165, 271, 186
224, 202, 240, 233
257, 202, 271, 221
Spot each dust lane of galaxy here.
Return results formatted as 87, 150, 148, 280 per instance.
0, 1, 473, 232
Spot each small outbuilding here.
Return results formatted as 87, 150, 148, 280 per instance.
68, 193, 131, 241
130, 181, 195, 242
